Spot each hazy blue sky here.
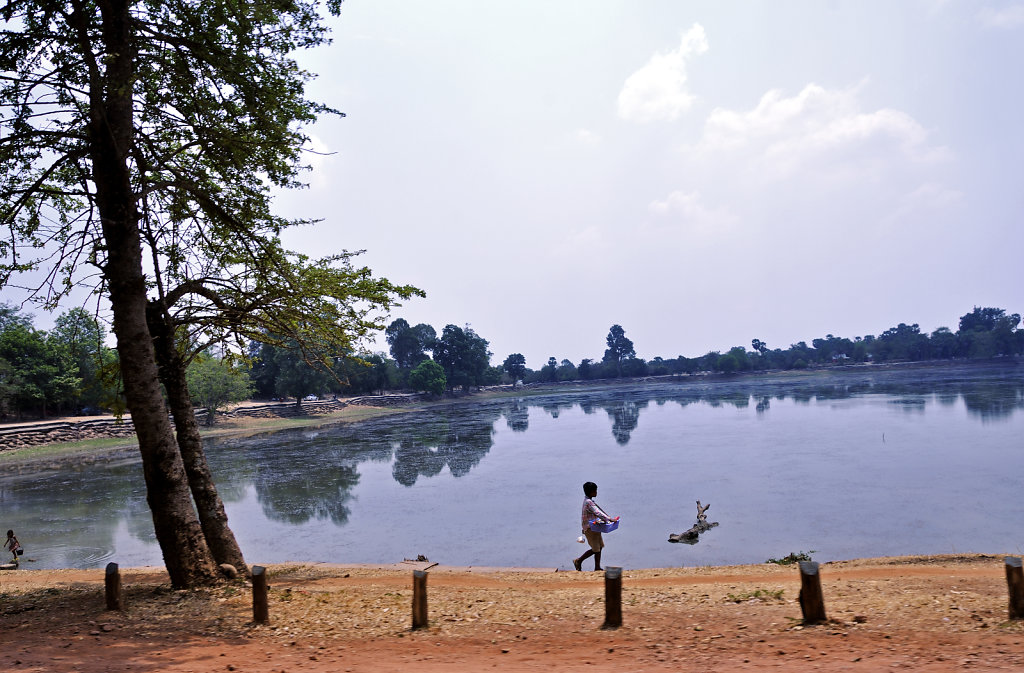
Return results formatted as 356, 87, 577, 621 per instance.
7, 1, 1022, 370
269, 0, 1023, 368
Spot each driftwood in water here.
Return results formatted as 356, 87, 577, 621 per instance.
668, 500, 719, 543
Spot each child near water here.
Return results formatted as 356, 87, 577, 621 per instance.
573, 482, 617, 571
5, 529, 21, 563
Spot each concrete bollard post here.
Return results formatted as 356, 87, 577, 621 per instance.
412, 570, 428, 629
603, 566, 623, 628
1006, 556, 1024, 620
252, 565, 269, 624
104, 562, 122, 611
798, 561, 827, 624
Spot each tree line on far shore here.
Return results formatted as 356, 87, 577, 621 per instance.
2, 304, 1020, 422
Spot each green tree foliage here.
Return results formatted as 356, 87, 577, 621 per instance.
929, 327, 959, 359
409, 359, 446, 396
186, 354, 253, 426
385, 319, 436, 372
502, 353, 527, 387
541, 356, 558, 382
957, 307, 1021, 358
603, 324, 635, 376
0, 0, 421, 587
432, 324, 492, 391
0, 305, 80, 418
335, 352, 399, 395
51, 308, 118, 411
557, 358, 578, 381
254, 340, 335, 406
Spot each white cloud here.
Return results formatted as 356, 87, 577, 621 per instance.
698, 83, 948, 180
617, 24, 708, 123
648, 190, 736, 232
572, 128, 602, 146
881, 182, 964, 226
921, 0, 953, 16
978, 4, 1024, 28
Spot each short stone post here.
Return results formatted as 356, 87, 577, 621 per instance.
798, 561, 827, 624
252, 565, 269, 624
603, 566, 623, 629
412, 570, 428, 629
1006, 556, 1024, 620
104, 562, 122, 611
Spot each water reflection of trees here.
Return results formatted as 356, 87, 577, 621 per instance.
0, 459, 152, 567
208, 428, 393, 525
202, 366, 1024, 523
503, 399, 529, 432
205, 407, 505, 521
601, 400, 647, 445
512, 365, 1024, 445
390, 409, 501, 486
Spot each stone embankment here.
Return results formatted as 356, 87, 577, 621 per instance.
0, 394, 423, 452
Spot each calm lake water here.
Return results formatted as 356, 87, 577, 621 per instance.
2, 363, 1022, 571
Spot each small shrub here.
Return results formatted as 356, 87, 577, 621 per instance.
766, 550, 816, 565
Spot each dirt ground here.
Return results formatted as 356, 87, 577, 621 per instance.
2, 554, 1023, 672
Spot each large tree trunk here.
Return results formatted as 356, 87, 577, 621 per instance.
148, 304, 250, 577
87, 0, 217, 588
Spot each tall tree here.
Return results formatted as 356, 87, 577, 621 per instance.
0, 0, 419, 586
0, 308, 79, 418
603, 324, 636, 377
386, 319, 436, 372
51, 308, 117, 411
502, 353, 526, 387
957, 306, 1021, 358
432, 324, 492, 391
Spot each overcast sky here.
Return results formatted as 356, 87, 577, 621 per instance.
8, 1, 1022, 370
268, 0, 1023, 368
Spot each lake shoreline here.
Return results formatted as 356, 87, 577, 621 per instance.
2, 552, 1021, 673
1, 358, 1018, 473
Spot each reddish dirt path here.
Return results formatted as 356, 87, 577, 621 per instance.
2, 555, 1023, 672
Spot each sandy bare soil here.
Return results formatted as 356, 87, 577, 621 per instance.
2, 554, 1023, 672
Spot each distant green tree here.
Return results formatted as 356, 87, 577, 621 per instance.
482, 365, 504, 386
958, 307, 1020, 333
621, 357, 648, 377
432, 324, 492, 391
603, 324, 635, 377
873, 323, 929, 361
697, 351, 720, 372
957, 307, 1020, 357
716, 346, 750, 373
541, 356, 558, 382
259, 340, 335, 407
51, 308, 118, 411
336, 352, 399, 395
409, 359, 446, 396
647, 356, 669, 375
385, 319, 437, 373
577, 358, 594, 380
557, 358, 578, 381
247, 338, 280, 399
929, 327, 959, 359
0, 307, 79, 418
716, 353, 741, 373
502, 353, 527, 387
186, 354, 254, 426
